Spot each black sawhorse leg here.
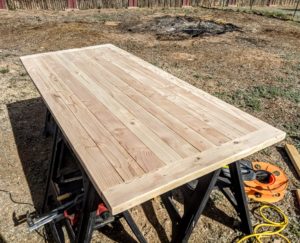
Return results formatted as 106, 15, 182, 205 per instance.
42, 122, 58, 212
228, 162, 252, 234
42, 112, 146, 243
75, 178, 98, 243
171, 169, 221, 243
76, 177, 147, 243
123, 211, 147, 243
163, 161, 253, 243
43, 109, 55, 137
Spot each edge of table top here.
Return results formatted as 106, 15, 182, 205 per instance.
103, 125, 285, 214
21, 44, 114, 60
20, 44, 286, 215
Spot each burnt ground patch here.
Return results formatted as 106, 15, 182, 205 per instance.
126, 15, 240, 40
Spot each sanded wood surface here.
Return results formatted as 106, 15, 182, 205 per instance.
21, 44, 286, 215
285, 144, 300, 177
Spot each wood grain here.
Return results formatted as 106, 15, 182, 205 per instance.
106, 44, 268, 129
36, 57, 145, 180
60, 52, 199, 157
83, 51, 233, 144
20, 44, 286, 215
285, 144, 300, 177
57, 53, 182, 164
92, 47, 255, 135
104, 126, 285, 214
43, 54, 166, 172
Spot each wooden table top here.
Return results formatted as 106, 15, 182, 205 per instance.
21, 44, 286, 215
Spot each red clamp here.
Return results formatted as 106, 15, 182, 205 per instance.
64, 210, 79, 226
96, 203, 109, 216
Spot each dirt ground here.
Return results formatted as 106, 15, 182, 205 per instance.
0, 7, 300, 243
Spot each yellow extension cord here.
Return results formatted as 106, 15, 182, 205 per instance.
237, 204, 290, 243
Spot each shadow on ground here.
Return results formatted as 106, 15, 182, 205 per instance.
7, 97, 51, 211
6, 98, 139, 242
172, 189, 238, 227
141, 189, 239, 243
0, 233, 7, 243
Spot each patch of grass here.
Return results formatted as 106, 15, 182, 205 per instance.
283, 122, 300, 148
257, 10, 288, 19
260, 147, 272, 156
292, 137, 300, 150
234, 94, 261, 111
276, 76, 289, 83
226, 6, 300, 22
0, 67, 9, 74
236, 8, 294, 21
251, 86, 300, 103
193, 74, 200, 79
20, 72, 27, 77
288, 218, 300, 239
215, 90, 262, 111
215, 85, 300, 112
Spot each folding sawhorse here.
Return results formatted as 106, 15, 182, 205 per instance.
39, 110, 252, 243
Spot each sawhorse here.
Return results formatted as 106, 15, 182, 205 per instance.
41, 110, 252, 242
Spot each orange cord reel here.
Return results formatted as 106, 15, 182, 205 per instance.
244, 161, 288, 203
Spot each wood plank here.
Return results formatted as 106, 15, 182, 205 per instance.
97, 46, 256, 133
62, 52, 200, 158
89, 47, 248, 138
285, 143, 300, 177
77, 54, 215, 150
36, 57, 145, 180
56, 53, 183, 164
95, 47, 253, 135
105, 44, 267, 129
104, 126, 286, 214
83, 50, 233, 145
20, 57, 123, 191
41, 54, 166, 173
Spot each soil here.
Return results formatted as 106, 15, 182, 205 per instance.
0, 7, 299, 243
